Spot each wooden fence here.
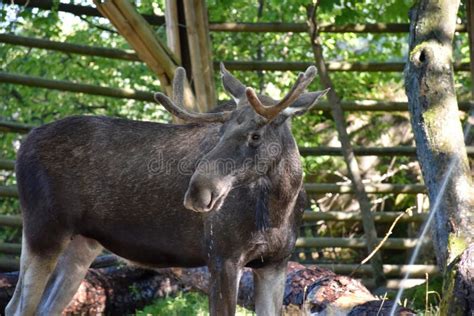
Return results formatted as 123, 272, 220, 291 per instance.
1, 7, 465, 288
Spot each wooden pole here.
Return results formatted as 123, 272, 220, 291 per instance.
304, 183, 426, 194
302, 211, 428, 223
183, 0, 215, 112
209, 22, 467, 33
112, 0, 179, 74
94, 0, 170, 93
0, 159, 14, 170
93, 0, 196, 110
0, 186, 19, 198
295, 236, 430, 250
0, 33, 140, 61
0, 183, 426, 198
212, 60, 470, 72
0, 0, 165, 24
165, 0, 181, 62
0, 72, 155, 102
2, 34, 472, 75
307, 3, 386, 288
0, 0, 467, 34
195, 0, 216, 108
0, 211, 429, 229
0, 120, 33, 133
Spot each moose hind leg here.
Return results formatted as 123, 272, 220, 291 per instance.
37, 235, 103, 315
5, 233, 32, 316
253, 260, 288, 316
208, 260, 242, 316
5, 236, 68, 316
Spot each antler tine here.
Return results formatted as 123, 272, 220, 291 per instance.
245, 87, 267, 117
246, 66, 318, 120
154, 93, 232, 123
173, 67, 186, 107
154, 67, 233, 124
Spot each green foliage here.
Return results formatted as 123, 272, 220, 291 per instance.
136, 292, 208, 316
392, 275, 443, 312
135, 292, 254, 316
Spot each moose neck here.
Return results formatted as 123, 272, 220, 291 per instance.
265, 121, 303, 228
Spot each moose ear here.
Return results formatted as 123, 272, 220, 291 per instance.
273, 89, 330, 125
220, 63, 246, 104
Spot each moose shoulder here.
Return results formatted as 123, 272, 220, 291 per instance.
6, 64, 328, 316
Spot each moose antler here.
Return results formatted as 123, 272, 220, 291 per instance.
246, 66, 318, 120
154, 67, 232, 123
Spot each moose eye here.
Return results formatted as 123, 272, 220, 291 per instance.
251, 134, 261, 141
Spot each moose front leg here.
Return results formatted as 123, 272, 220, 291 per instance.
253, 260, 288, 316
208, 259, 242, 316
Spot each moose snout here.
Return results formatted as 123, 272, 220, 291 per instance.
183, 175, 232, 213
184, 185, 213, 212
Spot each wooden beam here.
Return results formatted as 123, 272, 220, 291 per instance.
302, 211, 428, 223
0, 120, 33, 134
165, 0, 182, 62
196, 0, 216, 109
0, 215, 22, 227
0, 0, 466, 35
316, 263, 439, 277
0, 33, 140, 61
299, 146, 474, 156
362, 278, 427, 290
0, 236, 430, 257
209, 22, 308, 33
0, 0, 165, 25
183, 0, 215, 112
4, 146, 471, 162
0, 254, 120, 273
0, 186, 18, 198
0, 210, 428, 232
313, 100, 472, 112
304, 183, 426, 194
94, 0, 171, 95
0, 183, 425, 199
295, 236, 430, 250
0, 159, 14, 171
209, 22, 467, 33
215, 61, 471, 72
3, 34, 472, 76
0, 211, 429, 228
0, 72, 155, 102
94, 0, 196, 110
0, 242, 21, 255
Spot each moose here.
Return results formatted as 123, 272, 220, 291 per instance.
6, 64, 328, 316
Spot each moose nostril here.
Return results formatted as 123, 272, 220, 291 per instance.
200, 189, 212, 209
183, 186, 213, 212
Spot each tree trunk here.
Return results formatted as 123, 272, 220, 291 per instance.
405, 0, 474, 313
0, 262, 413, 315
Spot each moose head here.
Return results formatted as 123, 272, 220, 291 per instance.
154, 64, 328, 213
